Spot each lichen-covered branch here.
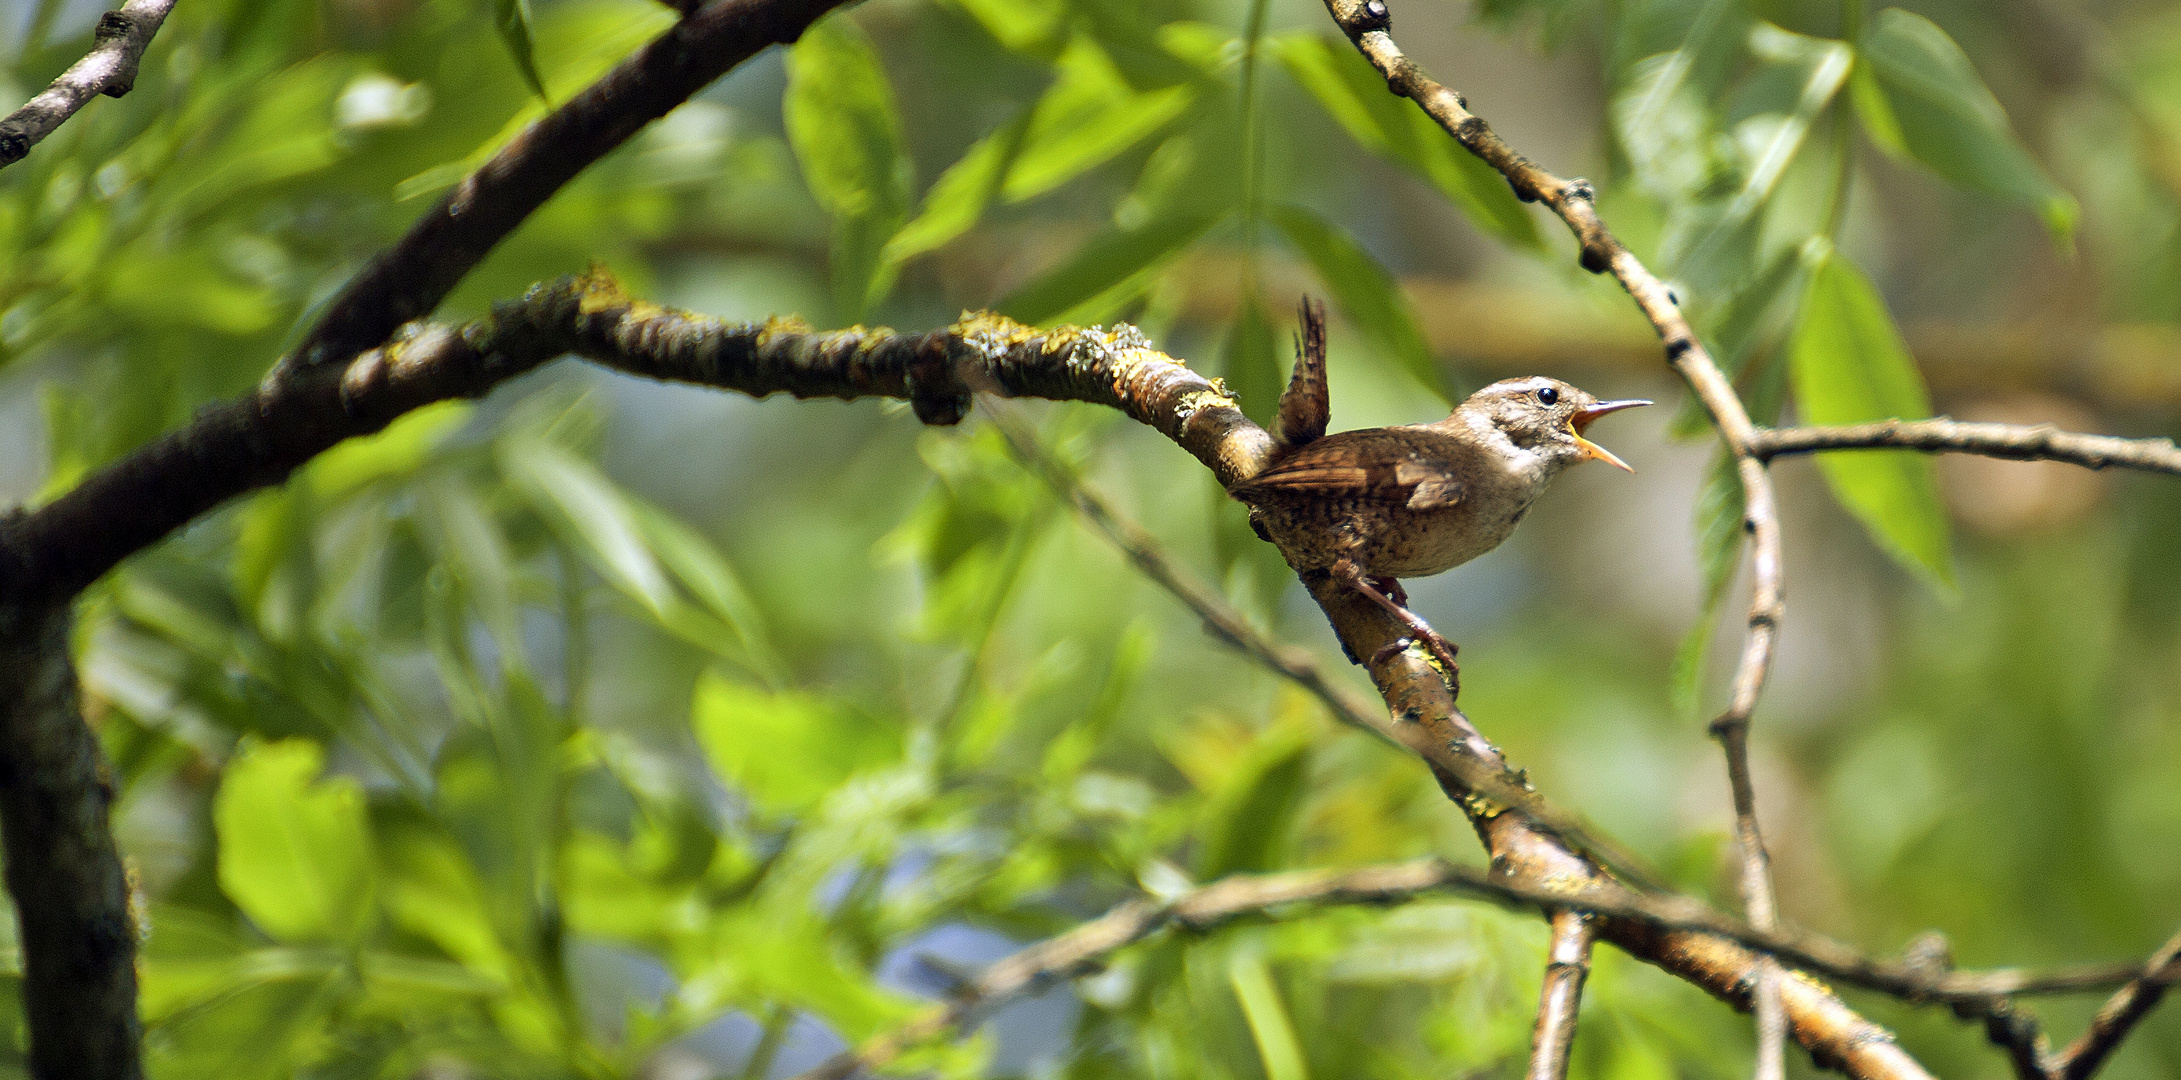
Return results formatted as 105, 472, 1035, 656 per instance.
1752, 419, 2181, 477
0, 0, 179, 169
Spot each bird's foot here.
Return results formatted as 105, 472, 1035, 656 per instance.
1369, 631, 1460, 679
1367, 575, 1409, 606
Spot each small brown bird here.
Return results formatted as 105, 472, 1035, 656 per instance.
1229, 299, 1649, 676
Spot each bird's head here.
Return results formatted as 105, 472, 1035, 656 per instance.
1449, 377, 1651, 473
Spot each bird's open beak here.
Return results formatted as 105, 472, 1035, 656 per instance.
1568, 399, 1651, 473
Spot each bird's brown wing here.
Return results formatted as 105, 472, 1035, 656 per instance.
1228, 434, 1464, 511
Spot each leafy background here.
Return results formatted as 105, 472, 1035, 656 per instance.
2, 0, 2180, 1077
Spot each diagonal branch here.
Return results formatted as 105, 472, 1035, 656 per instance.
0, 0, 178, 169
2053, 925, 2181, 1080
1751, 419, 2181, 476
1313, 2, 1791, 1076
276, 0, 851, 374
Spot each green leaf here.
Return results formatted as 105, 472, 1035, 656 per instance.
1195, 722, 1311, 879
1230, 953, 1310, 1080
1853, 9, 2077, 241
691, 672, 904, 815
885, 113, 1031, 265
998, 210, 1221, 325
888, 38, 1195, 267
948, 0, 1068, 55
1276, 34, 1539, 249
785, 14, 913, 318
1671, 450, 1743, 719
215, 740, 377, 944
1002, 37, 1196, 203
1787, 248, 1954, 587
500, 437, 674, 616
492, 0, 550, 102
1222, 293, 1284, 430
1268, 205, 1443, 401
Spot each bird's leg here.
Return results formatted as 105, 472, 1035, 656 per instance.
1331, 557, 1460, 680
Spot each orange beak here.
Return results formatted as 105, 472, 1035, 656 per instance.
1568, 399, 1651, 473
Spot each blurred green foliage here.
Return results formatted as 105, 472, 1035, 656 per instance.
3, 0, 2180, 1078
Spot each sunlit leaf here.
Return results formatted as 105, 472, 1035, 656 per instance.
500, 437, 674, 616
691, 672, 904, 814
215, 740, 377, 944
785, 13, 912, 318
999, 210, 1220, 325
1787, 247, 1954, 587
1852, 8, 2077, 241
1222, 292, 1284, 430
491, 0, 550, 102
1268, 204, 1442, 401
1275, 34, 1539, 249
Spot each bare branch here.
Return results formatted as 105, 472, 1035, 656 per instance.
1529, 911, 1596, 1080
1751, 419, 2181, 477
0, 0, 178, 169
1313, 2, 1790, 1075
2053, 925, 2181, 1080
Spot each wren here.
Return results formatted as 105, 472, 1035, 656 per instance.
1228, 298, 1649, 678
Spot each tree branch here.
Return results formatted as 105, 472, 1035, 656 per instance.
0, 604, 140, 1080
1313, 2, 1791, 1075
1529, 911, 1596, 1080
781, 855, 2160, 1080
1751, 419, 2181, 477
0, 0, 178, 169
2053, 925, 2181, 1080
275, 0, 852, 374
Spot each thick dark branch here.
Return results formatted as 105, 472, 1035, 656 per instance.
0, 605, 140, 1080
1751, 420, 2181, 477
1315, 1, 1793, 1074
0, 0, 178, 168
277, 0, 850, 373
2054, 926, 2181, 1080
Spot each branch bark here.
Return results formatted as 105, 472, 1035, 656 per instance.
1529, 911, 1596, 1080
0, 603, 141, 1080
0, 0, 179, 169
1313, 2, 1791, 1075
1751, 419, 2181, 477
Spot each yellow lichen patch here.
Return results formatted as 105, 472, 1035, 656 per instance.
1172, 388, 1239, 422
757, 314, 815, 349
573, 265, 630, 315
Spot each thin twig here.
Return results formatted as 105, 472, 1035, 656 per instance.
782, 856, 2161, 1080
1752, 419, 2181, 477
1314, 4, 1790, 1076
0, 0, 178, 168
1528, 911, 1596, 1080
2053, 925, 2181, 1080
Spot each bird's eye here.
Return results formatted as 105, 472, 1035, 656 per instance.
1535, 386, 1559, 406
